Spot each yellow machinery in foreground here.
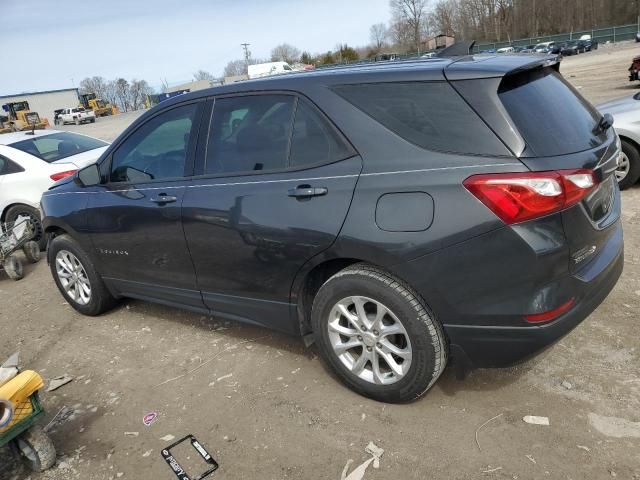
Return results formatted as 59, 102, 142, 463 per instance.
0, 101, 47, 132
0, 353, 56, 472
79, 93, 117, 116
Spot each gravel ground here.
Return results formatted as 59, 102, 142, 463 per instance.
1, 43, 640, 480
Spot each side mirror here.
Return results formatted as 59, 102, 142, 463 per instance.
76, 163, 101, 187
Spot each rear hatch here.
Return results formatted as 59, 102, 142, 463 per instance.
447, 57, 620, 272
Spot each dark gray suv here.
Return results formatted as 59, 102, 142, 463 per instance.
41, 55, 623, 402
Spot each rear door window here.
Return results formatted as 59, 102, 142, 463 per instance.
289, 99, 354, 167
498, 68, 604, 157
205, 95, 295, 175
333, 82, 509, 156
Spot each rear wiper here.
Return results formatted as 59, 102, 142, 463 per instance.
593, 113, 614, 135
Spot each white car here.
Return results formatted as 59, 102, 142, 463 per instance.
0, 129, 109, 247
598, 93, 640, 190
497, 46, 515, 53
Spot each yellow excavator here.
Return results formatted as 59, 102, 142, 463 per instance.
79, 93, 117, 116
0, 101, 47, 133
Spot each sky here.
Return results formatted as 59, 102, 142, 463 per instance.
0, 0, 390, 94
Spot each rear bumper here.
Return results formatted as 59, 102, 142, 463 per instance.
445, 230, 623, 368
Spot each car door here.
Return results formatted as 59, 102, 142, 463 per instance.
84, 101, 206, 309
182, 94, 362, 333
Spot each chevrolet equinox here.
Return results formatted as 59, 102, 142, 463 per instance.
41, 54, 623, 402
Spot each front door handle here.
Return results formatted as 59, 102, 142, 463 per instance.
150, 194, 177, 204
288, 185, 328, 198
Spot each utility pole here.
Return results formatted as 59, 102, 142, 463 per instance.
241, 43, 251, 70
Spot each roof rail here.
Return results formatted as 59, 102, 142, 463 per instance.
435, 41, 476, 58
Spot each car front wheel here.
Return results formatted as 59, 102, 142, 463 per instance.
49, 234, 118, 315
311, 263, 448, 403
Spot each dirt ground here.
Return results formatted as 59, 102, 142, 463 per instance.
2, 42, 640, 480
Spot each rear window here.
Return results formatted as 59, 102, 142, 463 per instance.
333, 82, 509, 156
9, 132, 107, 163
499, 68, 604, 157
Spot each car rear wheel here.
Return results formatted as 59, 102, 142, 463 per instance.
617, 139, 640, 190
4, 205, 45, 250
49, 234, 118, 315
311, 263, 448, 403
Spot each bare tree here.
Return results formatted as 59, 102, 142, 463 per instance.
370, 23, 388, 50
78, 76, 108, 97
224, 59, 248, 77
390, 0, 429, 52
115, 78, 130, 112
193, 70, 216, 82
270, 43, 301, 64
129, 79, 154, 110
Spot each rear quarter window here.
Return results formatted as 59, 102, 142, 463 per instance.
332, 82, 510, 156
498, 68, 604, 157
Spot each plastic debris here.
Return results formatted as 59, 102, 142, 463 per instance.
561, 380, 573, 390
482, 466, 503, 473
0, 352, 19, 388
523, 415, 550, 426
47, 374, 74, 392
143, 411, 158, 426
340, 442, 384, 480
475, 413, 504, 450
160, 434, 175, 442
526, 454, 536, 464
124, 432, 139, 437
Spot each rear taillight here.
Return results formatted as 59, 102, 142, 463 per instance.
463, 169, 597, 224
50, 170, 77, 181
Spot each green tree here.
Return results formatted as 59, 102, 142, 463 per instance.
300, 51, 314, 64
337, 44, 360, 63
319, 51, 336, 65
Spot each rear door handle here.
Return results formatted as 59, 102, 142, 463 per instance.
288, 185, 328, 198
150, 194, 177, 204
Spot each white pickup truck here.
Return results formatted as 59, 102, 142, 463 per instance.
56, 107, 96, 125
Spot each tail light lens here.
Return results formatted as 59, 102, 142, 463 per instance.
50, 170, 77, 181
525, 298, 575, 323
463, 169, 597, 224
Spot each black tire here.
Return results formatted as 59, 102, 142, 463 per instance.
90, 118, 95, 123
11, 426, 56, 472
23, 241, 41, 263
4, 204, 46, 250
48, 234, 118, 315
74, 118, 79, 125
618, 139, 640, 190
311, 263, 448, 403
4, 256, 24, 281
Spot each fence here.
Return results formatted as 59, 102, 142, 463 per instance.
474, 23, 639, 52
316, 22, 639, 70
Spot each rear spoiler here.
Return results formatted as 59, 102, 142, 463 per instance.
444, 54, 561, 81
435, 41, 476, 58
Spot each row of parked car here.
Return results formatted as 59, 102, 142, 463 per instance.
486, 35, 598, 56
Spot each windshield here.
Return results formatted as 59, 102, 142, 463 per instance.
9, 131, 107, 162
499, 67, 604, 157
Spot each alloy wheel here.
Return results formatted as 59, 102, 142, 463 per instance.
616, 152, 630, 183
55, 250, 91, 305
327, 296, 412, 385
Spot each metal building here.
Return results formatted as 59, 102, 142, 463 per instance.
0, 88, 80, 125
